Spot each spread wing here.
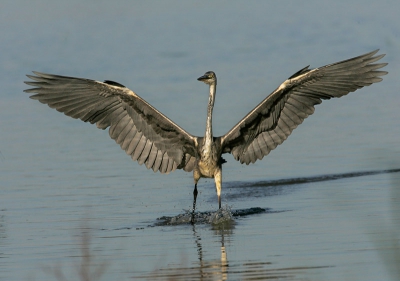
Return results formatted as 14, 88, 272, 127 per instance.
24, 72, 198, 173
221, 50, 388, 164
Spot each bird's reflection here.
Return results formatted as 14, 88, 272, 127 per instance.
138, 221, 233, 280
217, 228, 229, 281
190, 222, 233, 281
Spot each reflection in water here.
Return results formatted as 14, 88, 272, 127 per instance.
137, 221, 331, 281
190, 223, 231, 281
210, 225, 231, 281
133, 209, 236, 280
136, 222, 233, 281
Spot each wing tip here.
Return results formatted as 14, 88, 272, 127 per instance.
103, 80, 126, 88
288, 65, 311, 79
369, 49, 380, 56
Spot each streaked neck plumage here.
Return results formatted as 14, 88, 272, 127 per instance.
205, 81, 216, 144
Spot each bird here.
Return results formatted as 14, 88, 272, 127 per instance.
25, 50, 387, 222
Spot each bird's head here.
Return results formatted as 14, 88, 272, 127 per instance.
197, 71, 217, 85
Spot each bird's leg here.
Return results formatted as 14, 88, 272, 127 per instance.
214, 168, 222, 209
191, 183, 198, 224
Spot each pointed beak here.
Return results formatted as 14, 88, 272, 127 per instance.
197, 75, 207, 81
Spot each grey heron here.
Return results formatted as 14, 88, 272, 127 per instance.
24, 50, 387, 221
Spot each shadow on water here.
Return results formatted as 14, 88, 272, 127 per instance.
225, 168, 400, 200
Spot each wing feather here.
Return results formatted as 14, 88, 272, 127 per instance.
153, 150, 164, 172
110, 114, 131, 140
257, 133, 269, 156
115, 120, 134, 145
25, 72, 198, 173
166, 158, 175, 173
183, 155, 196, 172
138, 140, 152, 165
126, 131, 143, 155
131, 135, 147, 161
121, 126, 137, 151
266, 131, 278, 150
221, 50, 387, 164
160, 152, 169, 174
145, 145, 158, 169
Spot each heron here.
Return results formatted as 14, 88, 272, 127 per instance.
25, 50, 387, 222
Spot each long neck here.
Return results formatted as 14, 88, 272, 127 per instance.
205, 82, 216, 143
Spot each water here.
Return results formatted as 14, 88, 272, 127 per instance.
1, 1, 400, 280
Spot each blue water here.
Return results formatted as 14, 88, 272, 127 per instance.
1, 1, 400, 280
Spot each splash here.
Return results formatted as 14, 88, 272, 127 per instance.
208, 206, 234, 225
155, 206, 269, 226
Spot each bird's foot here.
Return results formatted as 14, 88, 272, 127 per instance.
191, 211, 196, 224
